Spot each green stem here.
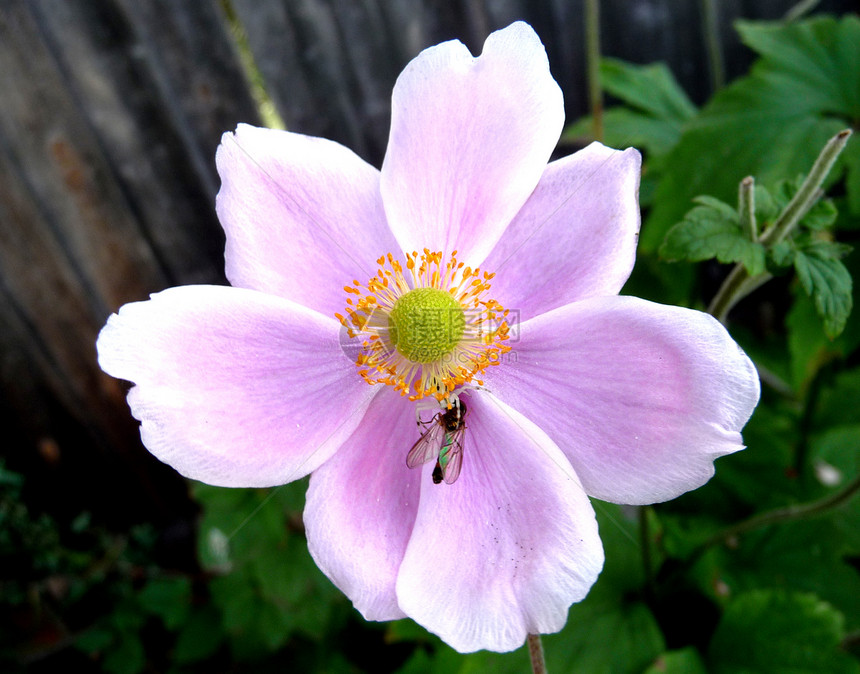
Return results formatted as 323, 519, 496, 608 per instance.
706, 264, 771, 322
669, 473, 860, 586
738, 176, 757, 241
784, 0, 822, 22
638, 506, 655, 603
584, 0, 603, 142
527, 634, 547, 674
706, 129, 852, 322
759, 129, 852, 246
706, 474, 860, 546
700, 0, 725, 91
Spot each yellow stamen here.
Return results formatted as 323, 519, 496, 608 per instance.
340, 250, 509, 400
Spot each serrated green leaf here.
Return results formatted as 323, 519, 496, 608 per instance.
792, 246, 853, 338
708, 590, 858, 674
693, 194, 738, 218
565, 58, 695, 160
768, 240, 795, 269
600, 58, 697, 122
643, 16, 860, 250
566, 108, 682, 158
660, 198, 766, 274
754, 183, 780, 223
803, 198, 839, 230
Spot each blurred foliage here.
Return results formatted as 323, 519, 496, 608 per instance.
4, 11, 860, 674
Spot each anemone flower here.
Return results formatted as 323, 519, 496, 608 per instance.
97, 21, 760, 653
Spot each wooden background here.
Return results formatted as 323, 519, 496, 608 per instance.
0, 0, 852, 523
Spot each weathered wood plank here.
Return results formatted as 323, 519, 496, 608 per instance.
0, 0, 261, 518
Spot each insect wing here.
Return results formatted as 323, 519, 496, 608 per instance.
440, 427, 466, 484
406, 419, 445, 468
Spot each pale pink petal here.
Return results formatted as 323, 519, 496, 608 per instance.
304, 389, 421, 621
483, 144, 641, 320
216, 124, 400, 316
96, 285, 376, 487
396, 392, 603, 653
381, 22, 564, 266
484, 296, 760, 505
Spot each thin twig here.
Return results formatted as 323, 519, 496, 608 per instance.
784, 0, 822, 22
584, 0, 603, 142
689, 474, 860, 568
700, 0, 725, 91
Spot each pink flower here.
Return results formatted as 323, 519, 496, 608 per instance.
97, 22, 760, 653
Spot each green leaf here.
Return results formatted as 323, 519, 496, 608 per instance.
792, 244, 853, 338
816, 367, 860, 429
564, 58, 695, 160
842, 134, 860, 215
643, 648, 708, 674
713, 517, 860, 634
567, 108, 683, 158
541, 504, 665, 674
809, 424, 860, 559
786, 290, 840, 390
137, 577, 191, 630
102, 634, 146, 674
769, 176, 839, 231
802, 198, 839, 231
545, 601, 665, 674
643, 16, 860, 250
75, 627, 115, 653
600, 58, 697, 122
173, 606, 224, 664
708, 590, 858, 674
660, 196, 766, 274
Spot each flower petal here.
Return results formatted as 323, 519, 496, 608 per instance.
216, 124, 399, 316
484, 296, 761, 505
96, 285, 376, 487
305, 388, 421, 621
483, 144, 641, 320
395, 392, 603, 653
381, 22, 564, 266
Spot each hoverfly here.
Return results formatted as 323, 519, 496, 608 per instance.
406, 396, 468, 485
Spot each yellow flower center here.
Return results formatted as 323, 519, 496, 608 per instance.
337, 249, 510, 400
388, 287, 465, 363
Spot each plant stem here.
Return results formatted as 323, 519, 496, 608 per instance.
527, 634, 547, 674
706, 264, 771, 322
703, 474, 860, 548
784, 0, 821, 22
638, 506, 655, 603
760, 129, 852, 246
738, 176, 757, 241
584, 0, 603, 142
700, 0, 725, 92
706, 129, 852, 322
